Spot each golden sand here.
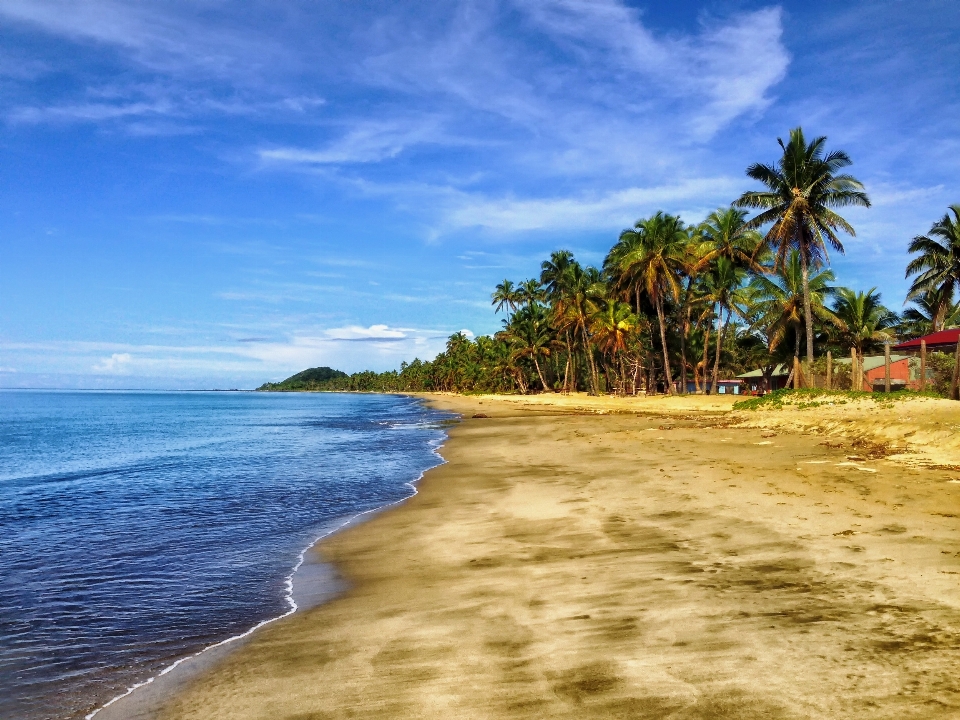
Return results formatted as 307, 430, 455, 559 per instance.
154, 393, 960, 719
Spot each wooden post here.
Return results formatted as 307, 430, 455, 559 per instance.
884, 342, 891, 393
920, 339, 927, 392
826, 350, 832, 390
952, 338, 960, 401
851, 347, 859, 391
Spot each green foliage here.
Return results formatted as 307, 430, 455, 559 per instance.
257, 366, 347, 391
927, 351, 956, 397
733, 388, 941, 411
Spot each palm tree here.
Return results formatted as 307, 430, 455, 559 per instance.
901, 287, 960, 337
492, 280, 520, 317
517, 278, 545, 309
905, 205, 960, 314
541, 251, 577, 392
556, 263, 603, 394
831, 287, 897, 360
590, 300, 637, 395
606, 211, 689, 394
748, 251, 838, 384
503, 304, 552, 392
735, 127, 870, 371
696, 207, 766, 272
702, 256, 746, 394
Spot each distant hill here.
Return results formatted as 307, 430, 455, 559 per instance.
257, 366, 348, 391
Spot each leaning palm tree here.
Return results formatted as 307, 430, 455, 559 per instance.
905, 205, 960, 312
748, 251, 838, 382
492, 280, 520, 317
606, 211, 689, 394
831, 287, 898, 360
735, 127, 870, 372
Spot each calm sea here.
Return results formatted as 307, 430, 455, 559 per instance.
0, 391, 452, 720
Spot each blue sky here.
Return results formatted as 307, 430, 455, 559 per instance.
1, 0, 957, 389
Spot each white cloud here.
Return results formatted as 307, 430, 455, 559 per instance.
324, 324, 407, 340
439, 177, 742, 232
92, 352, 132, 374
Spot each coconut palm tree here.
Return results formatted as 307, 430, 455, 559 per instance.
556, 263, 603, 394
748, 251, 838, 384
517, 278, 546, 309
605, 211, 689, 394
702, 256, 747, 394
503, 304, 552, 392
735, 127, 870, 371
492, 279, 520, 317
905, 205, 960, 311
696, 207, 766, 272
590, 300, 637, 395
831, 287, 898, 359
900, 287, 960, 337
541, 251, 577, 392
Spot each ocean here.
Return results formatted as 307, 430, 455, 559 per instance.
0, 391, 453, 720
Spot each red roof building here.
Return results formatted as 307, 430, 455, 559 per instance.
893, 328, 960, 353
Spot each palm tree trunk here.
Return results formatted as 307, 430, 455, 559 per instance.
679, 309, 690, 395
562, 331, 572, 393
580, 323, 599, 395
532, 354, 548, 392
800, 249, 815, 381
700, 324, 710, 394
711, 305, 724, 395
655, 295, 675, 395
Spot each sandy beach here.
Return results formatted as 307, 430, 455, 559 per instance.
152, 393, 960, 719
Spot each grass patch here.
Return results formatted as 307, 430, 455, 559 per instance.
733, 388, 943, 411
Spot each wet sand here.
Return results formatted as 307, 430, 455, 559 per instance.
156, 394, 960, 719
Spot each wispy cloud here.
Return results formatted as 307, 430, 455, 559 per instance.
438, 177, 742, 232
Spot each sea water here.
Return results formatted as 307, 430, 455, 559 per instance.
0, 391, 452, 720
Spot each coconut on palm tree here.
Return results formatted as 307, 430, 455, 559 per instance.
735, 127, 870, 375
605, 211, 689, 394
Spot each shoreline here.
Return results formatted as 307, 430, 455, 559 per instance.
148, 393, 960, 718
89, 404, 453, 720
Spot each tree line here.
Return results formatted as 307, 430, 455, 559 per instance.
260, 127, 960, 396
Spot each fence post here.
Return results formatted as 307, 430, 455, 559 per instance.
884, 342, 891, 393
952, 338, 960, 401
920, 339, 927, 392
826, 350, 832, 390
